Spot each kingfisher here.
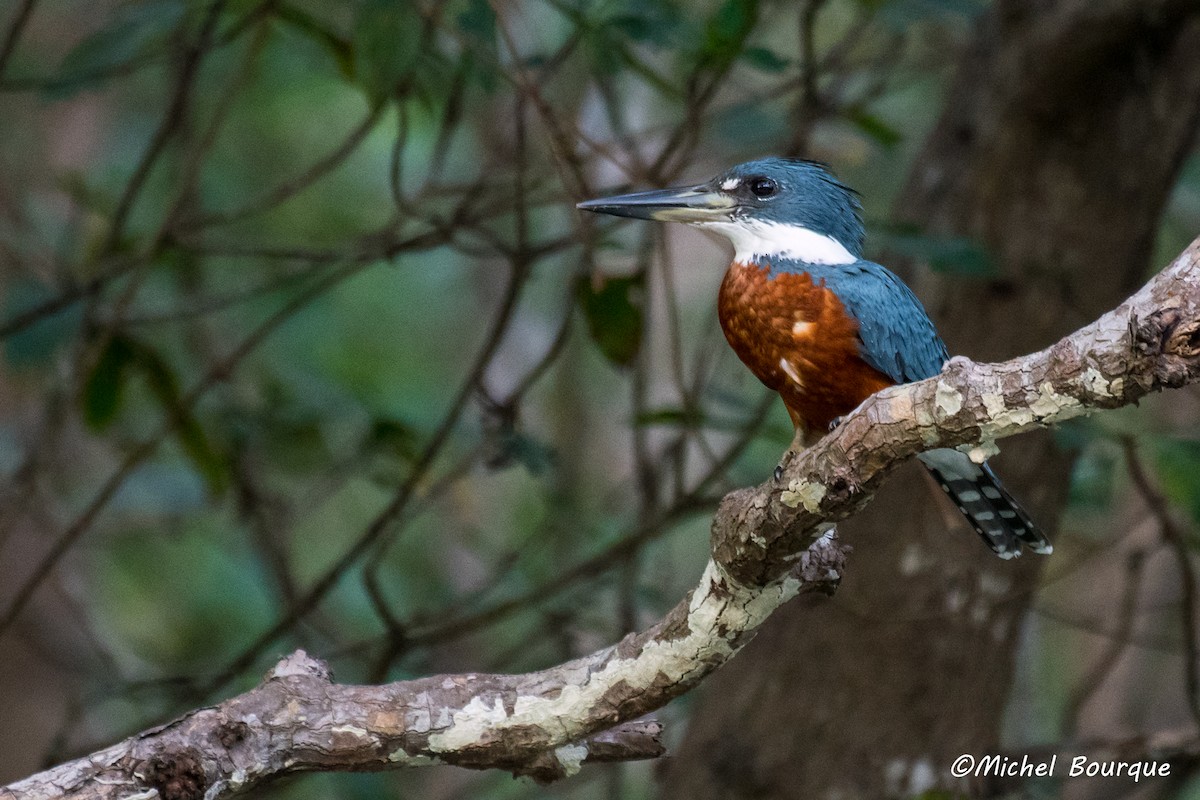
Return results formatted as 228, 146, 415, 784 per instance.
578, 157, 1051, 559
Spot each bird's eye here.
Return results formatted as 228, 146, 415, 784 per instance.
748, 177, 778, 198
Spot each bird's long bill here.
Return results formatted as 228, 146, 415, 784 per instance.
576, 184, 736, 223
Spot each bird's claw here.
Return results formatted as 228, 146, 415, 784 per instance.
828, 416, 844, 432
773, 450, 795, 483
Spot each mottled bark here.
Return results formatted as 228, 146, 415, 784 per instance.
662, 1, 1200, 798
5, 236, 1200, 800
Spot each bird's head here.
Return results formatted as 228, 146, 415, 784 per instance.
577, 157, 864, 266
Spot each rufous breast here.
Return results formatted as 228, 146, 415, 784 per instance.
717, 261, 893, 434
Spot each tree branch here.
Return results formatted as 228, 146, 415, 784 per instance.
6, 237, 1200, 799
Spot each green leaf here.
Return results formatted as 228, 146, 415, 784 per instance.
578, 274, 644, 367
1068, 447, 1117, 511
276, 4, 354, 79
506, 432, 556, 476
608, 0, 683, 47
353, 0, 425, 98
845, 108, 903, 147
368, 417, 419, 462
635, 407, 702, 427
740, 46, 789, 73
610, 15, 666, 45
83, 335, 137, 430
51, 0, 186, 98
697, 0, 758, 70
132, 342, 227, 496
635, 406, 761, 433
1153, 438, 1200, 532
456, 0, 496, 42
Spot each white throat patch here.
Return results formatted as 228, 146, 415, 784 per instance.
697, 218, 857, 265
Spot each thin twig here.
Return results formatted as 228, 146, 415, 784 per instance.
0, 259, 373, 642
0, 260, 134, 340
192, 100, 386, 228
401, 391, 774, 648
200, 209, 538, 696
1061, 549, 1147, 735
388, 101, 409, 212
787, 0, 828, 156
1123, 437, 1200, 732
103, 0, 226, 255
154, 5, 276, 241
0, 0, 37, 79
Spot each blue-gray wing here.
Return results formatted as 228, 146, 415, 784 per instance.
815, 260, 948, 383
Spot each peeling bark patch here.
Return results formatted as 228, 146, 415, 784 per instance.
656, 603, 694, 643
1083, 367, 1113, 397
428, 696, 510, 751
981, 390, 1007, 419
780, 480, 826, 510
614, 631, 643, 659
1027, 383, 1065, 417
554, 744, 589, 777
330, 725, 372, 749
387, 749, 441, 766
934, 380, 963, 416
368, 709, 404, 732
143, 753, 206, 800
597, 679, 645, 718
425, 560, 815, 760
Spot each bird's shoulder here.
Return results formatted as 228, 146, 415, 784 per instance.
777, 258, 949, 383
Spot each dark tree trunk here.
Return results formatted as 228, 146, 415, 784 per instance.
660, 2, 1200, 798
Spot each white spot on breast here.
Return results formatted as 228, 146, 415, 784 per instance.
792, 320, 815, 336
779, 358, 803, 388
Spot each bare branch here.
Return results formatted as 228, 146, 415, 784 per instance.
5, 237, 1200, 798
103, 0, 226, 255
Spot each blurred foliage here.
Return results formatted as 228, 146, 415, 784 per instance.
577, 272, 643, 366
0, 0, 1199, 798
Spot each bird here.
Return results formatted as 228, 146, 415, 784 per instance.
577, 157, 1051, 559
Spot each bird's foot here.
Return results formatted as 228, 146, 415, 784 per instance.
828, 416, 844, 432
774, 451, 796, 483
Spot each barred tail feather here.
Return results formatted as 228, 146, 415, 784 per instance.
917, 449, 1052, 559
